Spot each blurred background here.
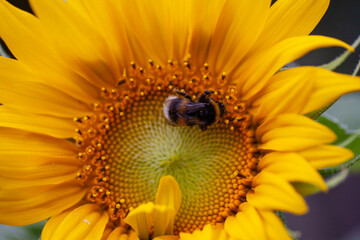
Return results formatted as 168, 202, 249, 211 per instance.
1, 0, 360, 239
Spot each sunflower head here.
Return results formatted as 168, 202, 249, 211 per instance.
0, 0, 359, 239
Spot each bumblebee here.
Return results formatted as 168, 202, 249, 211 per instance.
163, 90, 226, 131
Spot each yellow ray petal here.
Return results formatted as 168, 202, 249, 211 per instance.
0, 76, 91, 118
0, 158, 78, 189
156, 175, 182, 213
299, 145, 354, 169
0, 2, 102, 99
125, 202, 154, 240
259, 210, 292, 240
65, 0, 122, 77
66, 0, 133, 69
0, 0, 54, 69
233, 36, 352, 100
0, 127, 79, 188
41, 204, 109, 240
258, 152, 327, 191
0, 180, 86, 225
153, 206, 177, 238
252, 68, 314, 122
126, 176, 182, 239
29, 0, 119, 89
154, 176, 182, 237
224, 203, 265, 240
106, 227, 137, 240
0, 127, 77, 156
252, 0, 330, 53
0, 58, 93, 117
187, 0, 226, 67
180, 224, 227, 240
254, 66, 360, 120
247, 171, 308, 214
0, 107, 74, 138
29, 0, 108, 63
207, 0, 271, 75
41, 208, 70, 240
257, 114, 336, 151
117, 0, 190, 65
299, 67, 360, 114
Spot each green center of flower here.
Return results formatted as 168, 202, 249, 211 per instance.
74, 59, 259, 233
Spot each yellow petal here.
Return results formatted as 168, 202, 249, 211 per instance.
233, 36, 352, 100
254, 66, 360, 119
299, 67, 360, 114
0, 127, 77, 157
188, 0, 226, 67
0, 158, 78, 189
66, 0, 132, 69
252, 0, 330, 53
259, 210, 292, 240
125, 176, 182, 239
125, 202, 154, 240
0, 58, 91, 118
117, 0, 190, 65
257, 114, 336, 151
258, 152, 327, 191
0, 107, 74, 138
247, 171, 308, 214
0, 2, 101, 100
225, 203, 265, 240
29, 0, 109, 63
0, 127, 79, 188
153, 206, 177, 238
0, 180, 86, 225
155, 175, 182, 213
154, 175, 181, 236
29, 0, 118, 89
41, 208, 70, 240
208, 0, 271, 75
0, 0, 53, 69
299, 145, 354, 169
41, 204, 109, 240
107, 227, 139, 240
252, 67, 314, 122
180, 224, 227, 240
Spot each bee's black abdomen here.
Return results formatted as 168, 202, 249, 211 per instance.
197, 103, 216, 126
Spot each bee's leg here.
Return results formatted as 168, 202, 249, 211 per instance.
198, 90, 214, 102
174, 89, 193, 101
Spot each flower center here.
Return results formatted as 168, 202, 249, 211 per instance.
74, 59, 259, 233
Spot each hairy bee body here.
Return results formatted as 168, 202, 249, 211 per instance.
163, 90, 225, 131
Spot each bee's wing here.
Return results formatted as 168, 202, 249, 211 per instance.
185, 103, 207, 115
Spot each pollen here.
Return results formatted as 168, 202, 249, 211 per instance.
73, 57, 260, 233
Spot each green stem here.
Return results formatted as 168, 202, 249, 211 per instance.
320, 35, 360, 71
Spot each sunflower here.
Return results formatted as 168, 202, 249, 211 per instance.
1, 0, 360, 239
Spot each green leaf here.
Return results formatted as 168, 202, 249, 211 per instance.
317, 115, 360, 174
317, 116, 360, 154
319, 35, 360, 71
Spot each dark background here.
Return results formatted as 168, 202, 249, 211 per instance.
1, 1, 360, 240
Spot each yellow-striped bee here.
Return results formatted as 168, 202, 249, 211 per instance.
163, 90, 225, 131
